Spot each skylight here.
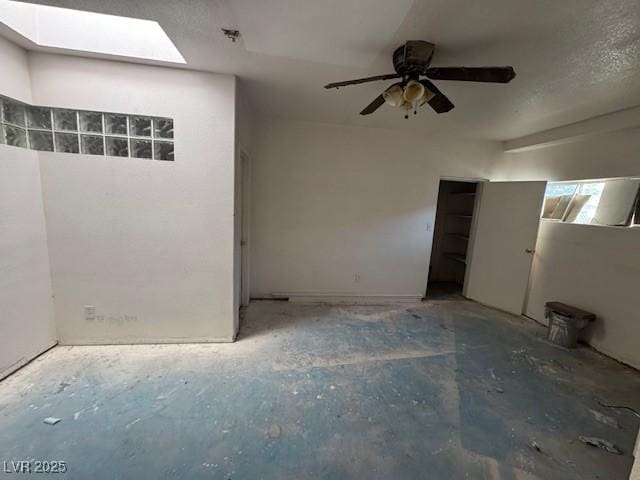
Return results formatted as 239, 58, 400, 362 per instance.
0, 0, 185, 64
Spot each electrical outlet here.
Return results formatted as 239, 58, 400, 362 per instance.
354, 274, 361, 283
84, 305, 95, 321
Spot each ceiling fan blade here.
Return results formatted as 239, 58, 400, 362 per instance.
324, 73, 400, 89
420, 79, 454, 113
360, 94, 386, 115
426, 66, 516, 83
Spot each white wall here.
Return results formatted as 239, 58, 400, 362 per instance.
0, 36, 56, 378
492, 131, 640, 368
528, 222, 640, 367
28, 53, 238, 344
250, 119, 500, 299
494, 128, 640, 182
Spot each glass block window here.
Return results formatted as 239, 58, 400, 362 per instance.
80, 111, 103, 133
29, 130, 54, 151
55, 132, 80, 154
105, 114, 128, 135
154, 141, 174, 161
0, 94, 174, 161
130, 116, 152, 137
131, 139, 152, 159
106, 137, 129, 157
3, 100, 26, 126
54, 109, 78, 131
4, 125, 27, 148
154, 118, 174, 139
81, 135, 104, 155
28, 106, 53, 130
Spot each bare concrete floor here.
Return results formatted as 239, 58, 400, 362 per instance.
1, 299, 639, 479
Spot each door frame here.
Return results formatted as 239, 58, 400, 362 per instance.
239, 148, 251, 307
462, 180, 486, 298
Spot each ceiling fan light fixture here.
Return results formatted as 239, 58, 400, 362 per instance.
382, 84, 404, 107
403, 80, 425, 103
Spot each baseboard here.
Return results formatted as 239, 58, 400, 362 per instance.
0, 341, 58, 381
282, 293, 423, 304
58, 336, 236, 346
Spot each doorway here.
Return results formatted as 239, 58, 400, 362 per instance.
426, 179, 480, 299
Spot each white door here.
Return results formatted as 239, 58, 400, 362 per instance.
464, 181, 546, 315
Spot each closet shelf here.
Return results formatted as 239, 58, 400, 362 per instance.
443, 253, 467, 264
448, 214, 473, 219
445, 233, 469, 241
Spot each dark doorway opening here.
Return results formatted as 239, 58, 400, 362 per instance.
426, 179, 479, 300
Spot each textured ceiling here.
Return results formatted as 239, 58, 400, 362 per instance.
232, 0, 415, 66
7, 0, 640, 140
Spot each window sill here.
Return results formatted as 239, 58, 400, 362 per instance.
540, 218, 640, 230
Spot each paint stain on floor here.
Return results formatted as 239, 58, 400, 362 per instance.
0, 299, 639, 479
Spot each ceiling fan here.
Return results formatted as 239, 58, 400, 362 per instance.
324, 40, 516, 118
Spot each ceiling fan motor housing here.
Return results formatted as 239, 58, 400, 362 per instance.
393, 41, 435, 77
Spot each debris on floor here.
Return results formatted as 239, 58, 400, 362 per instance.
43, 417, 61, 425
589, 409, 620, 429
578, 436, 622, 455
55, 382, 70, 394
598, 400, 640, 418
267, 423, 281, 439
3, 301, 639, 480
